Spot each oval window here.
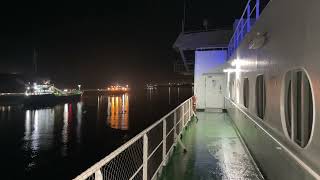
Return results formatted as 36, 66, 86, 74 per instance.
283, 70, 313, 147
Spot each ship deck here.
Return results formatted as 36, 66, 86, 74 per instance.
160, 112, 264, 180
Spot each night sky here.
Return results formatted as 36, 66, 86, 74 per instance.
0, 0, 245, 88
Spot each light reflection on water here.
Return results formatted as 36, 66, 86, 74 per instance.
107, 94, 129, 130
24, 108, 56, 151
76, 102, 83, 143
0, 87, 192, 179
22, 94, 131, 158
23, 102, 84, 155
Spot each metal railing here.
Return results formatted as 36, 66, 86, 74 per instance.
74, 97, 194, 180
227, 0, 261, 58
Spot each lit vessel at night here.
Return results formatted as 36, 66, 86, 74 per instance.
106, 85, 130, 94
0, 80, 82, 106
23, 82, 82, 106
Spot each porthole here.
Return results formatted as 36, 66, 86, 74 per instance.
243, 78, 249, 108
256, 75, 266, 119
283, 69, 313, 148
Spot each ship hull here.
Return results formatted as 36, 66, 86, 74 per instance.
0, 94, 81, 106
23, 94, 81, 106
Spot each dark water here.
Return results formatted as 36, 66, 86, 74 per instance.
0, 87, 192, 180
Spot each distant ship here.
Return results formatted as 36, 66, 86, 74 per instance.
106, 85, 130, 94
0, 80, 82, 106
23, 82, 82, 106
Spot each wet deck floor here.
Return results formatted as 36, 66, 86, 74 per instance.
160, 112, 264, 180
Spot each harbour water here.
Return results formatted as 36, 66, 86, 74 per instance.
0, 87, 192, 180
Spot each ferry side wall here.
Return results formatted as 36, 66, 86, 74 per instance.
225, 0, 320, 179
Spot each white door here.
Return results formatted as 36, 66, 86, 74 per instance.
205, 74, 226, 109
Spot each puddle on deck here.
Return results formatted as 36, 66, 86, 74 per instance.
160, 112, 263, 180
207, 137, 261, 179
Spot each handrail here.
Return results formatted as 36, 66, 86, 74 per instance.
227, 0, 260, 58
73, 96, 194, 180
227, 0, 271, 58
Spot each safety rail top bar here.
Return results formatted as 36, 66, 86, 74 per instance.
227, 0, 261, 58
73, 96, 194, 180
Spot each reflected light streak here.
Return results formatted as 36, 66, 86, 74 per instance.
31, 111, 39, 151
24, 109, 55, 153
147, 89, 153, 101
76, 102, 83, 143
62, 103, 72, 156
107, 94, 129, 130
0, 106, 12, 119
62, 104, 69, 144
24, 110, 31, 141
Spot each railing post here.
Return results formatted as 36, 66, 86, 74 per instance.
94, 170, 103, 180
143, 134, 148, 180
188, 100, 190, 120
189, 99, 192, 120
162, 119, 167, 166
247, 3, 251, 32
256, 0, 260, 20
173, 111, 177, 144
182, 103, 185, 127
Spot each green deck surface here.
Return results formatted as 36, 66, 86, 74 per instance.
159, 112, 263, 180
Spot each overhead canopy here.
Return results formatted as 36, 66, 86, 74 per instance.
173, 30, 232, 51
173, 30, 232, 75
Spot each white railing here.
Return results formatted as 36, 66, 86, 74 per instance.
73, 97, 194, 180
228, 0, 261, 58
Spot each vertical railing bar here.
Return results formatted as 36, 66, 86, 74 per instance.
191, 99, 193, 119
182, 103, 185, 128
162, 119, 167, 166
256, 0, 260, 19
94, 170, 103, 180
143, 134, 148, 180
173, 111, 177, 145
188, 100, 191, 121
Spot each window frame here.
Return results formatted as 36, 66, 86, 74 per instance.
281, 69, 314, 148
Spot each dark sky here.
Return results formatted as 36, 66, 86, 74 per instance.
0, 0, 246, 88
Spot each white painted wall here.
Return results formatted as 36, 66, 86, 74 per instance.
224, 0, 320, 178
194, 50, 227, 109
